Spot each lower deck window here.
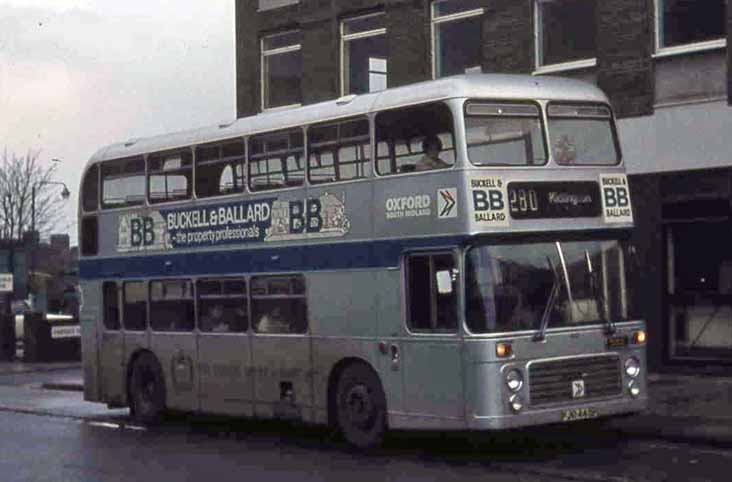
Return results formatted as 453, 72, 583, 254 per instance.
150, 279, 194, 332
251, 275, 307, 334
123, 282, 147, 331
197, 278, 248, 333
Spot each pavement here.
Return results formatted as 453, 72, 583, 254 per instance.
1, 359, 732, 447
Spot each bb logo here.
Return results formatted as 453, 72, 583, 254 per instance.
130, 216, 155, 247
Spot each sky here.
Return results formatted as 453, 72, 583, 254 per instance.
0, 0, 236, 244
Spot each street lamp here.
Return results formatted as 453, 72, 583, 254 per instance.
31, 181, 71, 236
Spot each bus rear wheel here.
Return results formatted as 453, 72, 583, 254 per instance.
129, 352, 166, 424
335, 363, 387, 449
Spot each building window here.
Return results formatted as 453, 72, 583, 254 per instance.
535, 0, 597, 71
431, 0, 484, 78
341, 13, 387, 95
258, 0, 299, 12
655, 0, 727, 55
261, 31, 302, 110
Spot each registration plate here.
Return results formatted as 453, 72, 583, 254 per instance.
560, 407, 599, 422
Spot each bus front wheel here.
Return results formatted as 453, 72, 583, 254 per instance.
129, 352, 166, 424
335, 363, 387, 448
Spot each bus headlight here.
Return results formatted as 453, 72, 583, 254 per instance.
624, 357, 640, 378
505, 369, 523, 392
628, 380, 641, 398
509, 394, 524, 413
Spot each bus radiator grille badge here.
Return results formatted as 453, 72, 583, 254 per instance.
571, 379, 585, 399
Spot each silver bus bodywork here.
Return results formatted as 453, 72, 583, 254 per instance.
78, 74, 646, 438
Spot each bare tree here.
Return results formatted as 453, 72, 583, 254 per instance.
0, 149, 68, 241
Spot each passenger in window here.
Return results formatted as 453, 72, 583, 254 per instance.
415, 136, 451, 171
201, 304, 230, 333
257, 306, 290, 333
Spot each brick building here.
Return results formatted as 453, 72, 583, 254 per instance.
235, 0, 732, 370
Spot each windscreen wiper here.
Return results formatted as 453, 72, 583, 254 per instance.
534, 256, 560, 342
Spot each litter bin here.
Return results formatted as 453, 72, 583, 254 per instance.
0, 313, 15, 361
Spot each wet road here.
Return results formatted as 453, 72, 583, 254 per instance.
1, 399, 731, 482
0, 368, 730, 481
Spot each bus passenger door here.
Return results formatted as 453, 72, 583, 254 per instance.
196, 278, 253, 416
401, 252, 465, 424
250, 275, 312, 420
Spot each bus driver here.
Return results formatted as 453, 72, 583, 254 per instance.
415, 135, 451, 171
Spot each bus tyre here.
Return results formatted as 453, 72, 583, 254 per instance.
129, 353, 166, 424
336, 363, 387, 449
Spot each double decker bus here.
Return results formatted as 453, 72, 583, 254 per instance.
78, 74, 647, 448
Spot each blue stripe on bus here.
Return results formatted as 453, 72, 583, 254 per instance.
78, 235, 468, 279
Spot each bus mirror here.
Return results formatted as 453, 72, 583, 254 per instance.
436, 270, 453, 294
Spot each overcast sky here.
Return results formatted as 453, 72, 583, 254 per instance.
0, 1, 236, 244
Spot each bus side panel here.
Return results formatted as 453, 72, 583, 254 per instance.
309, 270, 381, 424
80, 280, 101, 402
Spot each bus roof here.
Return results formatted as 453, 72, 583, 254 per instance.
88, 74, 609, 166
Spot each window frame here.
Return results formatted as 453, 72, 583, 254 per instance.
251, 274, 308, 335
533, 0, 598, 75
149, 278, 195, 333
248, 128, 306, 192
463, 99, 549, 167
306, 116, 372, 185
653, 0, 728, 58
545, 101, 622, 166
340, 11, 388, 96
374, 101, 457, 177
100, 156, 146, 211
122, 281, 148, 332
102, 281, 121, 331
81, 164, 99, 214
194, 139, 248, 199
404, 250, 460, 335
430, 0, 485, 79
196, 277, 250, 334
261, 30, 303, 112
147, 149, 194, 205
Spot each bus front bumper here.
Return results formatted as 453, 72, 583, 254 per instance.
468, 395, 648, 431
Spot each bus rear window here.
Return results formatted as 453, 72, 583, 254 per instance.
547, 104, 619, 165
465, 102, 547, 166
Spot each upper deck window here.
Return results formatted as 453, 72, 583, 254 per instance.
655, 0, 726, 55
465, 102, 547, 166
547, 104, 619, 165
341, 13, 387, 95
148, 150, 193, 204
375, 102, 455, 175
535, 0, 597, 70
261, 31, 302, 110
431, 0, 484, 78
248, 129, 305, 191
308, 117, 371, 184
195, 140, 246, 198
101, 157, 145, 209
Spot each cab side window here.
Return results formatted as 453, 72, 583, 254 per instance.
406, 253, 458, 332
